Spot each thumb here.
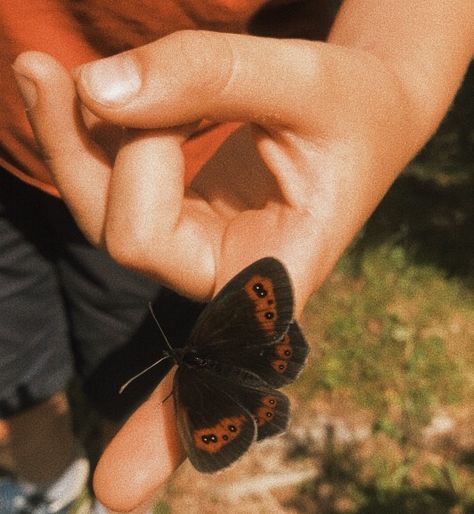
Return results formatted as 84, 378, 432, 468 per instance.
74, 30, 333, 131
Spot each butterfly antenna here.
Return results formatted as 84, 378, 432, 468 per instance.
119, 302, 179, 395
147, 302, 178, 359
118, 354, 172, 394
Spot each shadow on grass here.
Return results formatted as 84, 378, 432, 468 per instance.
352, 170, 473, 284
354, 486, 473, 514
350, 63, 473, 286
290, 459, 474, 514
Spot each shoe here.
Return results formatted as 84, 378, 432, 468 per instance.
0, 455, 90, 513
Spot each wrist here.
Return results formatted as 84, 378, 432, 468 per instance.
328, 0, 473, 151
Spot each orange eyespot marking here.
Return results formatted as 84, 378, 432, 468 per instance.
261, 395, 278, 408
244, 275, 277, 334
255, 395, 278, 427
272, 359, 288, 373
193, 415, 246, 453
274, 337, 292, 359
270, 333, 293, 375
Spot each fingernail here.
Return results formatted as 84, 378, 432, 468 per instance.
13, 71, 37, 110
78, 55, 141, 106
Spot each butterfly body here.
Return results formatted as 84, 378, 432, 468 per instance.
170, 257, 309, 473
174, 348, 209, 368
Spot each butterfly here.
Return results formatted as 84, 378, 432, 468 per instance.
122, 257, 309, 473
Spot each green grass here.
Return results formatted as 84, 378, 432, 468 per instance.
152, 500, 172, 514
304, 244, 467, 421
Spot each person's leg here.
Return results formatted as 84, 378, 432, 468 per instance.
0, 170, 203, 511
0, 171, 87, 512
0, 393, 74, 484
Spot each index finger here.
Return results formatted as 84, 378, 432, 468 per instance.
93, 370, 185, 511
12, 51, 111, 246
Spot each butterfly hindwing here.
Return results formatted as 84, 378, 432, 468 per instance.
195, 320, 308, 391
237, 385, 290, 441
174, 366, 256, 473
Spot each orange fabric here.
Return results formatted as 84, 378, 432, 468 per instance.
0, 0, 264, 195
183, 122, 242, 185
0, 123, 242, 197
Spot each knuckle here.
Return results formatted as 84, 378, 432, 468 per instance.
164, 30, 234, 96
104, 225, 156, 271
168, 29, 216, 56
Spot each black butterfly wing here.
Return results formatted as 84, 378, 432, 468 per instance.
174, 365, 291, 472
232, 321, 309, 388
240, 384, 290, 441
188, 258, 309, 388
188, 258, 294, 349
175, 258, 308, 472
174, 366, 256, 473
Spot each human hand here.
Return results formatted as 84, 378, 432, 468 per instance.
13, 29, 430, 511
12, 28, 423, 306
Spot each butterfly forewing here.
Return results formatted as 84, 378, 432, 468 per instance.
188, 258, 294, 350
188, 258, 309, 388
174, 364, 291, 471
